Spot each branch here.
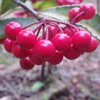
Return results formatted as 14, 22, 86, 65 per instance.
12, 0, 43, 21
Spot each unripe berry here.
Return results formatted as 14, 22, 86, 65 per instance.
34, 40, 55, 59
52, 33, 72, 51
4, 38, 15, 53
85, 37, 98, 53
72, 30, 91, 50
20, 57, 34, 70
4, 21, 22, 40
17, 29, 37, 49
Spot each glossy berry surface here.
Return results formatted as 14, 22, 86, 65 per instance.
34, 40, 55, 59
72, 30, 91, 50
68, 7, 83, 23
48, 51, 63, 65
80, 3, 95, 20
29, 49, 44, 65
17, 29, 37, 49
85, 37, 98, 53
4, 38, 15, 53
4, 21, 22, 40
20, 57, 34, 70
63, 45, 81, 60
52, 33, 72, 51
12, 42, 31, 58
48, 25, 59, 37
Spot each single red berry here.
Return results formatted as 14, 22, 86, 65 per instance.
63, 45, 81, 60
4, 21, 22, 40
56, 0, 65, 5
52, 33, 72, 51
85, 37, 98, 53
68, 7, 83, 23
20, 57, 34, 70
29, 49, 45, 65
17, 29, 37, 49
34, 40, 55, 59
4, 38, 15, 53
0, 37, 6, 44
64, 0, 75, 5
48, 25, 60, 37
80, 3, 96, 20
72, 30, 91, 50
12, 42, 31, 58
48, 51, 63, 65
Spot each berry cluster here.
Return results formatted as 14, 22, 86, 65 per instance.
3, 3, 98, 70
56, 0, 83, 5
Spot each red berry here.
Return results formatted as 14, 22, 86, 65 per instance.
63, 45, 81, 60
56, 0, 65, 5
20, 57, 34, 70
34, 40, 55, 59
80, 3, 96, 20
48, 25, 60, 37
12, 42, 31, 58
68, 7, 83, 23
0, 37, 6, 44
4, 21, 22, 40
52, 33, 72, 51
30, 0, 37, 3
64, 0, 75, 5
17, 29, 37, 49
48, 51, 63, 65
72, 30, 91, 50
4, 38, 15, 53
29, 49, 45, 65
85, 37, 98, 53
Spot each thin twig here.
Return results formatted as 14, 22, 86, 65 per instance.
41, 63, 45, 81
0, 76, 21, 100
12, 0, 43, 20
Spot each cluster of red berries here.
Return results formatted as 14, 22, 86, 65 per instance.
3, 3, 98, 70
56, 0, 83, 5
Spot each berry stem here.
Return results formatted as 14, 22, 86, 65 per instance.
41, 63, 45, 82
70, 10, 85, 24
46, 19, 79, 31
12, 0, 43, 21
23, 20, 43, 29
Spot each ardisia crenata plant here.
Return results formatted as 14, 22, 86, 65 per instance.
0, 0, 100, 74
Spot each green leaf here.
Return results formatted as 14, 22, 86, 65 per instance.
0, 17, 37, 39
40, 5, 100, 40
1, 0, 26, 14
33, 0, 57, 10
40, 5, 79, 21
31, 81, 44, 92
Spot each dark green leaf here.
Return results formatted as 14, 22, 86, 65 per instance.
0, 17, 37, 39
1, 0, 26, 14
31, 81, 44, 92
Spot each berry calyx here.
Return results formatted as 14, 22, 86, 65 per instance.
4, 21, 22, 40
17, 29, 37, 49
72, 30, 91, 50
20, 57, 34, 70
52, 33, 72, 51
85, 37, 98, 53
34, 39, 56, 59
80, 3, 96, 20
